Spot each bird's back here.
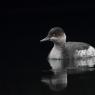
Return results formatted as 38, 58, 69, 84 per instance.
64, 42, 95, 59
65, 42, 90, 51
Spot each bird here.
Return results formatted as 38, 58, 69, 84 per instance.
40, 27, 95, 60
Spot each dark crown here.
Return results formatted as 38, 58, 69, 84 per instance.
48, 27, 64, 37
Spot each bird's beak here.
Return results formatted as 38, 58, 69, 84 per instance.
40, 37, 50, 42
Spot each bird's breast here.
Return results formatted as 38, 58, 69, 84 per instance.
48, 46, 63, 59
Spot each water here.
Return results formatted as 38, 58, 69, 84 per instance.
40, 57, 95, 95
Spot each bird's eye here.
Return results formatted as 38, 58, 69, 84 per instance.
53, 34, 56, 36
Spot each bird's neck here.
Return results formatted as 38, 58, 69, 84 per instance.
48, 44, 65, 59
54, 41, 66, 50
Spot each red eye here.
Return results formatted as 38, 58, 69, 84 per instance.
53, 34, 56, 36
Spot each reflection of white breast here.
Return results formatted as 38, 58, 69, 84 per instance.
48, 46, 62, 59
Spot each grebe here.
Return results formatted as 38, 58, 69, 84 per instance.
40, 27, 95, 60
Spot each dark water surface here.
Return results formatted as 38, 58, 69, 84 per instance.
7, 2, 95, 94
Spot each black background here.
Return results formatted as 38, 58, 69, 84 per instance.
1, 1, 95, 95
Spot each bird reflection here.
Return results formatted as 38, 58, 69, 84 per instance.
41, 57, 95, 91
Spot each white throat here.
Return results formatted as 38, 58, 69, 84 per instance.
48, 33, 66, 59
48, 44, 63, 59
